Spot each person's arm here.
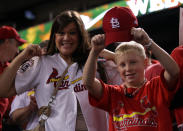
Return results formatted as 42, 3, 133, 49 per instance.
0, 44, 42, 97
83, 34, 106, 100
11, 96, 38, 126
99, 49, 115, 62
131, 27, 180, 90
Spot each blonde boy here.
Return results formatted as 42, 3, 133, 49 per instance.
82, 27, 180, 131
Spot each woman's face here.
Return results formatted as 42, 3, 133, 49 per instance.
55, 22, 79, 57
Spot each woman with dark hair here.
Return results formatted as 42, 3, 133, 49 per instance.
47, 10, 90, 68
0, 10, 108, 131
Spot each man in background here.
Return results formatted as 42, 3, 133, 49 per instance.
0, 25, 26, 131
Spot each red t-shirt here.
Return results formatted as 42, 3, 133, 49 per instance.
171, 46, 183, 82
170, 46, 183, 126
0, 63, 9, 131
89, 73, 178, 131
145, 63, 163, 81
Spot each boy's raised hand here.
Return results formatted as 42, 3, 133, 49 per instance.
91, 34, 105, 56
131, 27, 151, 46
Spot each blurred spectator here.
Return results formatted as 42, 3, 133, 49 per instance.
170, 46, 183, 131
8, 40, 48, 130
0, 25, 26, 131
9, 90, 38, 130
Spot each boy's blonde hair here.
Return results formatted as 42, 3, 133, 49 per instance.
115, 41, 146, 62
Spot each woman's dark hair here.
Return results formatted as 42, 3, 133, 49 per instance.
47, 10, 90, 69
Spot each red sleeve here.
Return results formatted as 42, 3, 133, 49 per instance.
88, 80, 111, 112
158, 70, 180, 105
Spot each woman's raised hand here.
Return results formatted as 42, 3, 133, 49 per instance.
20, 44, 42, 61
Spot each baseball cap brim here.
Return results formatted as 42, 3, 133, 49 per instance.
15, 37, 27, 45
105, 28, 133, 47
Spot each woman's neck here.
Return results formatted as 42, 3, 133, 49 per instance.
60, 54, 73, 65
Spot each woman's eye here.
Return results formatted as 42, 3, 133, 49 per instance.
56, 32, 64, 36
70, 31, 76, 35
59, 32, 65, 35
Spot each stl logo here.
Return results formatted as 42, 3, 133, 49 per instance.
47, 68, 59, 87
110, 18, 120, 29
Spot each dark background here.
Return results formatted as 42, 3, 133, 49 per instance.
0, 0, 181, 53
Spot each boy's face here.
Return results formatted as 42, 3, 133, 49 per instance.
116, 49, 147, 87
